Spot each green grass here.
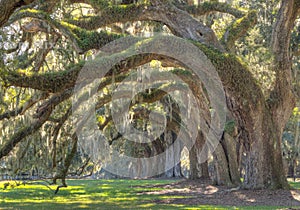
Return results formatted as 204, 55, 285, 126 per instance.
0, 179, 299, 209
290, 181, 300, 189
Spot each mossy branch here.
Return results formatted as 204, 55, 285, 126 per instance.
67, 4, 146, 30
7, 9, 83, 53
178, 1, 245, 18
0, 0, 35, 27
0, 63, 84, 93
7, 9, 124, 53
67, 2, 223, 50
221, 10, 257, 51
69, 26, 125, 52
0, 90, 71, 159
194, 41, 263, 106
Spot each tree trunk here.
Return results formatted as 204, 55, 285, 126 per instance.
243, 110, 289, 189
212, 132, 240, 187
189, 130, 210, 179
212, 143, 232, 186
241, 0, 300, 189
223, 133, 241, 186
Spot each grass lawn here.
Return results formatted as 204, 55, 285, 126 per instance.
0, 179, 299, 209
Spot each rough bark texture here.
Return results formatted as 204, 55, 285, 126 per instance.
223, 133, 240, 186
212, 143, 232, 186
212, 132, 240, 187
189, 131, 209, 180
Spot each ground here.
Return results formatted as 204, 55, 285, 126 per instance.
1, 178, 300, 209
144, 179, 300, 207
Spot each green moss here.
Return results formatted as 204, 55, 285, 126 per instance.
193, 41, 264, 108
18, 8, 41, 14
171, 68, 193, 76
225, 120, 235, 135
89, 0, 110, 10
222, 10, 257, 50
66, 4, 146, 31
60, 20, 124, 51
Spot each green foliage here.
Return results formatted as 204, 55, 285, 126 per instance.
233, 0, 280, 95
89, 0, 110, 9
282, 107, 300, 172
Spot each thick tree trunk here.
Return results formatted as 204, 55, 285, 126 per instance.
243, 110, 289, 189
241, 0, 299, 189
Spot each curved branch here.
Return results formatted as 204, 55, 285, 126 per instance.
0, 0, 35, 27
1, 63, 83, 93
0, 92, 49, 120
271, 0, 300, 62
7, 9, 124, 53
0, 89, 72, 159
67, 4, 146, 30
68, 3, 223, 50
7, 9, 83, 53
1, 52, 178, 92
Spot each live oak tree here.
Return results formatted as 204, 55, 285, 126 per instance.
0, 0, 299, 189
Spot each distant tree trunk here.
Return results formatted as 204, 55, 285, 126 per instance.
189, 130, 209, 179
223, 133, 240, 185
288, 160, 296, 181
212, 132, 240, 187
52, 135, 78, 191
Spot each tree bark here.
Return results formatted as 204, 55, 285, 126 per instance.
189, 130, 210, 180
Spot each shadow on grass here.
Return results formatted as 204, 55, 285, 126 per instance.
0, 179, 300, 209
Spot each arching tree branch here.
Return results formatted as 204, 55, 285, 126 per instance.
221, 10, 257, 51
67, 3, 223, 50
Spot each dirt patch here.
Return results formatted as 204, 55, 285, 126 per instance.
139, 179, 300, 207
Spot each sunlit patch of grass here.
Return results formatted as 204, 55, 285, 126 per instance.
0, 179, 299, 209
290, 181, 300, 189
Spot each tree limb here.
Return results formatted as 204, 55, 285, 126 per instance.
0, 0, 35, 27
221, 10, 257, 51
0, 92, 49, 120
68, 3, 223, 50
0, 89, 72, 159
269, 0, 300, 128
